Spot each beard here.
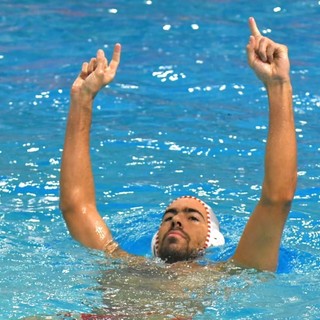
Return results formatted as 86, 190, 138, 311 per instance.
158, 235, 199, 263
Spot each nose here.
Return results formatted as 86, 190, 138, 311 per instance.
171, 215, 182, 228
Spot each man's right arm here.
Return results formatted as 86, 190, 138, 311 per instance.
59, 47, 121, 253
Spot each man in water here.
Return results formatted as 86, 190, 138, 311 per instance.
60, 17, 297, 272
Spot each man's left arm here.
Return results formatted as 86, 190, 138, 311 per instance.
232, 18, 297, 271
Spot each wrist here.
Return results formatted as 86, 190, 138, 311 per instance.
70, 89, 95, 116
265, 78, 292, 91
71, 85, 95, 100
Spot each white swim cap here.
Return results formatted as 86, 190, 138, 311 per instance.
151, 196, 225, 257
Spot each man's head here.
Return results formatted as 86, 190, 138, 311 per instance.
151, 196, 225, 263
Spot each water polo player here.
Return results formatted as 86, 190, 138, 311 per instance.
60, 17, 297, 272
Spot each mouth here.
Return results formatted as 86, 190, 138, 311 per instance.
166, 229, 187, 239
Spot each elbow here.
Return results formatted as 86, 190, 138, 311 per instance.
261, 176, 297, 207
59, 189, 82, 219
59, 202, 70, 219
59, 197, 65, 213
59, 199, 84, 220
261, 194, 294, 209
59, 194, 71, 216
59, 192, 95, 221
59, 186, 85, 214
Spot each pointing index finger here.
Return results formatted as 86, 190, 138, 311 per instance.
249, 17, 261, 37
112, 43, 121, 63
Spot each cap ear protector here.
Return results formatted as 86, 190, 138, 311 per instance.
151, 196, 225, 257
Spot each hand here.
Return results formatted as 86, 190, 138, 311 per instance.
72, 44, 121, 98
247, 17, 290, 86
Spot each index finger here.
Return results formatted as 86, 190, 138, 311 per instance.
110, 43, 121, 67
249, 17, 261, 37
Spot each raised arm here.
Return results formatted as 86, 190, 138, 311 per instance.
232, 18, 297, 271
60, 45, 121, 253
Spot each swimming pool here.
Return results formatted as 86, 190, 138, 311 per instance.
1, 0, 320, 318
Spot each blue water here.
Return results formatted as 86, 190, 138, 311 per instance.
1, 0, 320, 318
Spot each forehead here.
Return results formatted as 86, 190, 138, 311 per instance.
166, 198, 208, 217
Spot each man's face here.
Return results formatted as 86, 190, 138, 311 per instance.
157, 197, 209, 263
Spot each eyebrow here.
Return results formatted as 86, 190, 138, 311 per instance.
163, 207, 205, 221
